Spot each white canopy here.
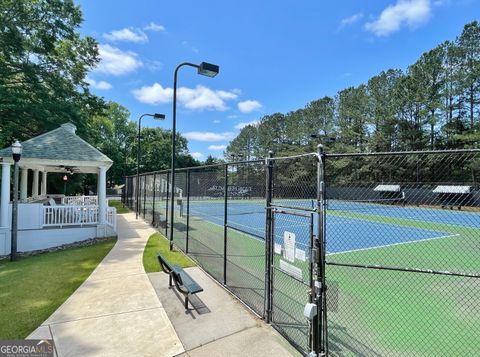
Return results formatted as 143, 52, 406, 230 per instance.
374, 185, 401, 192
433, 185, 472, 194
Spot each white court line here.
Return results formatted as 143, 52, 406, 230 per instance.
328, 212, 460, 232
327, 233, 460, 256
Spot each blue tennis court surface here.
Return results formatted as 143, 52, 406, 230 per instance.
186, 200, 463, 254
327, 200, 480, 228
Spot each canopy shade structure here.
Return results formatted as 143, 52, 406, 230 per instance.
0, 123, 112, 173
433, 185, 472, 194
0, 123, 115, 254
374, 185, 402, 192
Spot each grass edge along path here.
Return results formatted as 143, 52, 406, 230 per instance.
108, 199, 130, 214
0, 237, 116, 339
142, 232, 195, 273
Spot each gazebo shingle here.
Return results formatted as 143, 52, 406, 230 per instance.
0, 123, 112, 163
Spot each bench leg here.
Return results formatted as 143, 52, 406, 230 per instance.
185, 295, 189, 310
169, 274, 172, 287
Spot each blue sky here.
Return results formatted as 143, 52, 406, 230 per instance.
78, 0, 479, 160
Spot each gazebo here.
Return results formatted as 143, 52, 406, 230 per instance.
0, 123, 116, 256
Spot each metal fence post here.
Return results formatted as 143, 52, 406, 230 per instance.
143, 175, 147, 218
129, 177, 133, 209
264, 151, 274, 322
125, 177, 129, 208
186, 169, 191, 253
223, 163, 228, 285
152, 173, 156, 226
314, 144, 328, 356
165, 171, 170, 238
122, 176, 126, 206
309, 211, 315, 350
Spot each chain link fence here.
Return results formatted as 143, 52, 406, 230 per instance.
324, 150, 480, 357
123, 149, 480, 357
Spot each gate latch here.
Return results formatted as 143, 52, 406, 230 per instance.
303, 303, 317, 320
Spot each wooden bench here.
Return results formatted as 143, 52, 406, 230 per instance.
157, 253, 203, 309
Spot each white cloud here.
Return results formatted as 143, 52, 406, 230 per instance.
144, 22, 166, 32
365, 0, 431, 37
180, 86, 237, 110
238, 100, 262, 113
184, 132, 236, 142
208, 144, 227, 151
227, 114, 238, 119
86, 77, 112, 90
213, 120, 221, 124
340, 12, 364, 27
190, 152, 204, 159
235, 120, 259, 130
95, 44, 143, 76
132, 83, 172, 105
132, 83, 238, 110
103, 28, 148, 43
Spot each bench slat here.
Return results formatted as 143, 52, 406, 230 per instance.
173, 266, 203, 294
157, 252, 175, 273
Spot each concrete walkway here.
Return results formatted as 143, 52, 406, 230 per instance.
149, 268, 300, 357
29, 212, 300, 356
28, 213, 184, 357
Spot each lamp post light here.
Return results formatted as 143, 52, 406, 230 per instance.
170, 62, 219, 250
11, 140, 22, 262
63, 174, 68, 196
136, 113, 166, 219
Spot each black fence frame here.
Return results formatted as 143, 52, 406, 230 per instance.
123, 148, 480, 357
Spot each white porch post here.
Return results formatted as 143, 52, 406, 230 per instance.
20, 168, 28, 202
98, 166, 107, 224
1, 163, 11, 228
41, 171, 47, 196
32, 169, 39, 198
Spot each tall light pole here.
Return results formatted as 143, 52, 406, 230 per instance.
136, 113, 166, 219
170, 62, 219, 250
11, 140, 22, 262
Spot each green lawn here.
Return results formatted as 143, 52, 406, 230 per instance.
0, 238, 116, 339
108, 199, 130, 214
142, 232, 195, 273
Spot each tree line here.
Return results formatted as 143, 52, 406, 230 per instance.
226, 21, 480, 160
0, 0, 199, 192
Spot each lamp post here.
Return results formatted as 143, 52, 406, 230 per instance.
63, 174, 68, 196
170, 62, 219, 250
11, 140, 22, 262
136, 113, 166, 219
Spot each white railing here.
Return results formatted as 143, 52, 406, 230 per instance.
106, 207, 117, 231
26, 195, 47, 203
62, 195, 98, 205
43, 205, 99, 227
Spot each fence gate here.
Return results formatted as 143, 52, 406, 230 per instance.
269, 208, 314, 353
265, 152, 328, 356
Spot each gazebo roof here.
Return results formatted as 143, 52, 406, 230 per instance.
0, 123, 112, 173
